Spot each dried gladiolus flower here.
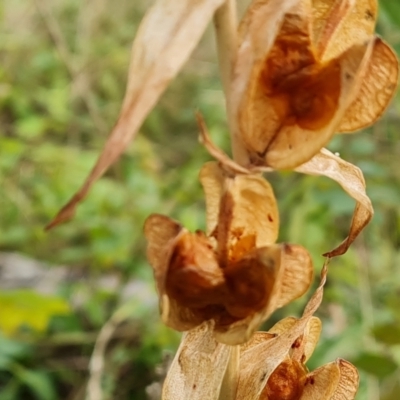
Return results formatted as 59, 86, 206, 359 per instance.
144, 162, 313, 344
230, 0, 398, 169
164, 263, 358, 400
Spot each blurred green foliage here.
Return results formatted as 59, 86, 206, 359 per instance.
0, 1, 400, 399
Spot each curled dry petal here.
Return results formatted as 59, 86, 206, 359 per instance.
162, 322, 231, 400
213, 243, 313, 345
331, 359, 359, 400
338, 38, 399, 133
47, 0, 225, 229
302, 362, 341, 399
313, 0, 377, 61
236, 262, 328, 400
199, 161, 279, 250
295, 148, 373, 257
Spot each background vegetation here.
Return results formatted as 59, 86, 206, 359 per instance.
1, 1, 400, 399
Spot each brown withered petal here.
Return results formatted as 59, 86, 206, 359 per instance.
274, 244, 314, 309
162, 322, 232, 400
268, 316, 322, 365
213, 244, 282, 345
235, 263, 328, 400
46, 0, 225, 229
331, 359, 359, 400
260, 358, 307, 400
199, 161, 279, 251
144, 214, 183, 280
314, 0, 377, 62
338, 37, 399, 133
301, 362, 341, 399
295, 148, 373, 257
166, 231, 225, 309
257, 40, 374, 169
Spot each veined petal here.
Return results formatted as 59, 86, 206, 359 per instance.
338, 37, 399, 132
314, 0, 377, 62
295, 148, 373, 257
47, 0, 225, 229
199, 162, 279, 253
163, 322, 231, 400
273, 244, 314, 309
331, 359, 359, 400
301, 362, 341, 399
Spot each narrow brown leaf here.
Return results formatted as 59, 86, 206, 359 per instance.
295, 148, 373, 257
47, 0, 225, 229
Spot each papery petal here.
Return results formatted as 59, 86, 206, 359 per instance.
301, 362, 341, 399
295, 148, 373, 257
47, 0, 225, 229
230, 0, 302, 166
292, 317, 322, 364
144, 214, 183, 286
314, 0, 377, 62
273, 244, 314, 309
163, 322, 231, 400
338, 37, 399, 132
331, 359, 359, 400
213, 245, 282, 345
199, 162, 279, 252
267, 316, 321, 365
166, 231, 225, 308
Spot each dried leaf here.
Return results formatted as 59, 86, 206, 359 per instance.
295, 148, 373, 257
338, 37, 399, 132
47, 0, 225, 229
331, 359, 359, 400
162, 322, 231, 400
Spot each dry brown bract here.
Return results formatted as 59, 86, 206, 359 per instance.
144, 162, 313, 345
47, 0, 225, 229
231, 0, 398, 169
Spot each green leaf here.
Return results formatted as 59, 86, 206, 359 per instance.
11, 364, 56, 400
352, 352, 398, 379
0, 290, 70, 336
380, 0, 400, 29
372, 323, 400, 346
